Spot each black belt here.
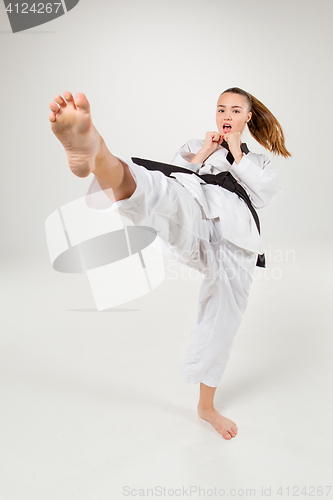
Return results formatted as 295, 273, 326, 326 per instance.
131, 156, 265, 268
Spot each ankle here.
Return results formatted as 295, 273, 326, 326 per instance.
94, 134, 107, 169
198, 402, 215, 412
92, 134, 118, 180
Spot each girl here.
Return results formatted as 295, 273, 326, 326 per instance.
48, 87, 291, 440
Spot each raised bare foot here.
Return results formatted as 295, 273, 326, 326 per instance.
48, 91, 103, 178
198, 405, 238, 440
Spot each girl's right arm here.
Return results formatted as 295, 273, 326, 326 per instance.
191, 132, 223, 164
171, 133, 223, 171
170, 139, 202, 172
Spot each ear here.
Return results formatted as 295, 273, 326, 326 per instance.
246, 111, 252, 123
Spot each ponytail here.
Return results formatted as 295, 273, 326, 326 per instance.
221, 87, 291, 158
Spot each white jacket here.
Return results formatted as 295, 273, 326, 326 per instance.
169, 138, 282, 254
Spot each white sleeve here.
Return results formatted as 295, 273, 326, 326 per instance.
230, 153, 282, 209
170, 139, 203, 172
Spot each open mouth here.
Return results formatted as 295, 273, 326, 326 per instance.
223, 124, 232, 132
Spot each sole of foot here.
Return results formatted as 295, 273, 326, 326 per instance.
48, 91, 103, 178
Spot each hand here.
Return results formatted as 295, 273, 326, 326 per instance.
202, 131, 223, 156
222, 131, 242, 159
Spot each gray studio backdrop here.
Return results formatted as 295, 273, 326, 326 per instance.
1, 1, 333, 498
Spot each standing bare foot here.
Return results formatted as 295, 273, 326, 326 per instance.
48, 91, 104, 178
198, 405, 238, 440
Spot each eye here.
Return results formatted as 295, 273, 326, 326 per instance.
218, 109, 224, 113
233, 110, 240, 113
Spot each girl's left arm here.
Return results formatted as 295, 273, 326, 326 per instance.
231, 153, 282, 209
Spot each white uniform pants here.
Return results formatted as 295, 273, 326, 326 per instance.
95, 160, 257, 387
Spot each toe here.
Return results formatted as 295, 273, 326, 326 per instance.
48, 112, 56, 122
222, 430, 231, 440
74, 92, 90, 113
49, 101, 61, 113
53, 94, 67, 108
62, 91, 75, 103
62, 91, 77, 109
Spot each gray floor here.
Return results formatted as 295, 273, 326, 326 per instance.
1, 242, 332, 499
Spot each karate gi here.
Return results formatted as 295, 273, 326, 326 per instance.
86, 139, 282, 387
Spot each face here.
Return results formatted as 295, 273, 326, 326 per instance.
216, 92, 252, 136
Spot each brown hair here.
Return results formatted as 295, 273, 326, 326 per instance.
221, 87, 291, 158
